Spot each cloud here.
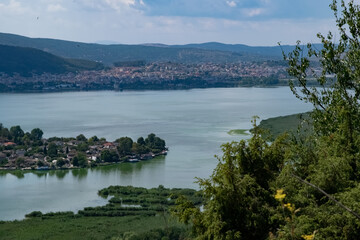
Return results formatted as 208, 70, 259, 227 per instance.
74, 0, 140, 12
243, 8, 265, 17
226, 1, 237, 8
0, 0, 26, 14
0, 0, 337, 46
47, 4, 66, 12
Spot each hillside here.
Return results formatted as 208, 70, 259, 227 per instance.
258, 112, 313, 140
0, 32, 301, 66
0, 45, 104, 77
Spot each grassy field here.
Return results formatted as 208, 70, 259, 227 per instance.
0, 215, 186, 240
258, 112, 312, 140
0, 185, 200, 240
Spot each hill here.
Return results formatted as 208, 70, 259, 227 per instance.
0, 32, 303, 65
0, 45, 104, 77
258, 112, 313, 140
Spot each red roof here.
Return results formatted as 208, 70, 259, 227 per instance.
4, 142, 16, 146
103, 142, 114, 146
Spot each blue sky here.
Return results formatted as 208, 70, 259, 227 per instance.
0, 0, 338, 45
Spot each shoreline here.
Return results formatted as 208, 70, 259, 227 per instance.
0, 152, 167, 173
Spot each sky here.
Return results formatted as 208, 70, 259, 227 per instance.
0, 0, 340, 46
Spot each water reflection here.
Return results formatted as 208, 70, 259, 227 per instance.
10, 171, 25, 179
71, 168, 88, 180
0, 156, 166, 181
55, 170, 68, 179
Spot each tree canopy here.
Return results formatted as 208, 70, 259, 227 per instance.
174, 1, 360, 239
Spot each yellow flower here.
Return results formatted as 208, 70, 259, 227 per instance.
284, 203, 295, 212
274, 189, 286, 201
301, 233, 315, 240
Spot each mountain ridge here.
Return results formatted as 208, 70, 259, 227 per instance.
0, 32, 308, 65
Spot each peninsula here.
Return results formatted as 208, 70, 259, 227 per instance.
0, 124, 167, 170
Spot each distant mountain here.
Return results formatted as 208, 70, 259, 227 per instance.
0, 45, 104, 77
0, 32, 321, 66
0, 33, 246, 65
170, 42, 324, 59
171, 42, 290, 58
0, 32, 304, 66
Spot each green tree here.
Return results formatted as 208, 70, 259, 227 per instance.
283, 0, 360, 177
174, 2, 360, 239
272, 1, 360, 238
0, 125, 10, 139
72, 153, 88, 167
47, 142, 58, 157
174, 119, 287, 239
9, 125, 24, 144
88, 135, 99, 144
76, 134, 87, 142
116, 137, 133, 156
137, 137, 146, 145
56, 159, 66, 168
101, 149, 119, 162
30, 128, 43, 141
145, 133, 166, 152
77, 142, 89, 152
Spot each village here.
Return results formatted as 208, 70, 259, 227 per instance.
0, 61, 294, 92
0, 124, 167, 170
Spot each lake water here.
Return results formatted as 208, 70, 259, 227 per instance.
0, 87, 312, 220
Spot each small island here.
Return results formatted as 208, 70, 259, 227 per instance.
0, 123, 167, 170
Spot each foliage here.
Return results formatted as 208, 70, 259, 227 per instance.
101, 150, 119, 163
72, 152, 88, 167
116, 137, 134, 156
9, 125, 24, 144
145, 133, 166, 153
173, 118, 288, 239
0, 214, 184, 240
47, 142, 58, 158
76, 134, 87, 142
173, 1, 360, 239
30, 128, 43, 141
0, 185, 202, 239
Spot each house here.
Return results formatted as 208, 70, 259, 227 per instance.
103, 142, 115, 149
4, 142, 16, 147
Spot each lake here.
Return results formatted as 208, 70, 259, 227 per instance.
0, 87, 312, 220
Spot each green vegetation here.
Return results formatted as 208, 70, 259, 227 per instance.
0, 185, 201, 240
0, 44, 104, 77
257, 112, 312, 140
227, 129, 250, 136
0, 124, 167, 170
0, 214, 187, 240
172, 1, 360, 239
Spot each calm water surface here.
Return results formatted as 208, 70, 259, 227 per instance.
0, 87, 312, 220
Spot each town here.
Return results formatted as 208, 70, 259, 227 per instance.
0, 124, 167, 170
0, 61, 293, 92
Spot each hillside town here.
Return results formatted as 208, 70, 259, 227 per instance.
0, 61, 292, 92
0, 124, 167, 170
